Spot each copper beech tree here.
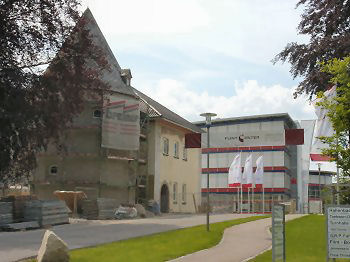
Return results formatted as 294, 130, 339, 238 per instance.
0, 0, 110, 183
274, 0, 350, 98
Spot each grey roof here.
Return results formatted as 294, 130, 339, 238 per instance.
82, 9, 135, 97
133, 88, 203, 133
194, 113, 296, 129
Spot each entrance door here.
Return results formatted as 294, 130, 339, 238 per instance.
160, 184, 169, 213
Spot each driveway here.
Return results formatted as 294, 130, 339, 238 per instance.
0, 213, 253, 262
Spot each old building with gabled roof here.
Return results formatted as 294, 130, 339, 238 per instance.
32, 9, 202, 213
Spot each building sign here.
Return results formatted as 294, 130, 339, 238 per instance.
326, 205, 350, 259
206, 131, 285, 147
272, 204, 285, 262
101, 94, 140, 150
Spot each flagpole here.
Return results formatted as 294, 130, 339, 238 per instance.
263, 186, 265, 214
252, 185, 255, 213
247, 187, 250, 213
240, 185, 243, 213
240, 150, 242, 213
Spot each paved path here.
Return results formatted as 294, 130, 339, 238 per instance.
171, 214, 305, 262
0, 213, 253, 262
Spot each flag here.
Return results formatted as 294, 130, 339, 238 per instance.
228, 154, 241, 187
311, 85, 336, 161
254, 156, 264, 189
242, 154, 253, 188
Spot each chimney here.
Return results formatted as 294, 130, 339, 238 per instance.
121, 69, 132, 86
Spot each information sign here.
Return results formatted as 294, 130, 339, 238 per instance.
272, 204, 285, 262
326, 205, 350, 260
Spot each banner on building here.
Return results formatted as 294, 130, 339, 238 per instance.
185, 133, 202, 148
204, 131, 285, 147
285, 129, 304, 145
101, 94, 140, 150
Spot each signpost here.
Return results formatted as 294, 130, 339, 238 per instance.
326, 205, 350, 261
272, 204, 285, 262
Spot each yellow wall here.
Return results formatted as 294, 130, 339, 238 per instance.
149, 120, 201, 213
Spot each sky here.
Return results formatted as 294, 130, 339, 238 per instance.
83, 0, 315, 122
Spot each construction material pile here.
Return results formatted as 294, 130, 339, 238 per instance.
24, 200, 69, 227
0, 202, 13, 225
1, 195, 38, 222
81, 198, 118, 220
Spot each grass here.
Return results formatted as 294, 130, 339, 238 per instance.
67, 215, 268, 262
251, 215, 350, 262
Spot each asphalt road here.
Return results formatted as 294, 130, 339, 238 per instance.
0, 213, 253, 262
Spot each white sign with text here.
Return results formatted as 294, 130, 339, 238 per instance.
327, 206, 350, 259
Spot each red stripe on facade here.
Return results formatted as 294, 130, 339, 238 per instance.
201, 187, 289, 193
202, 145, 286, 153
202, 166, 287, 173
308, 183, 324, 187
310, 154, 332, 161
124, 104, 139, 110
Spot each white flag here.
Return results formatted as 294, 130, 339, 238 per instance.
228, 154, 241, 187
311, 85, 336, 161
313, 86, 336, 140
243, 154, 253, 188
254, 156, 264, 188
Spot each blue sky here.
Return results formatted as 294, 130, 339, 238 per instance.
84, 0, 315, 122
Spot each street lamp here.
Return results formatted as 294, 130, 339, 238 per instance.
200, 112, 217, 232
318, 163, 322, 213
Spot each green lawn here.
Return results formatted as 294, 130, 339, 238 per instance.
251, 215, 350, 262
68, 215, 268, 262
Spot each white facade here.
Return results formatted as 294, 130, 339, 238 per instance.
196, 114, 298, 212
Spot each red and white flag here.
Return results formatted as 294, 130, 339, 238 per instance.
254, 156, 264, 189
228, 154, 241, 187
310, 85, 336, 161
243, 154, 253, 188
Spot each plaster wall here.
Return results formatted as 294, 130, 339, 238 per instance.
150, 120, 201, 213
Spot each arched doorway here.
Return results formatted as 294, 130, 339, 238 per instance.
160, 184, 169, 213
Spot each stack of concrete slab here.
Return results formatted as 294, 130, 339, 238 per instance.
1, 195, 38, 222
0, 202, 13, 226
24, 200, 69, 227
81, 198, 118, 220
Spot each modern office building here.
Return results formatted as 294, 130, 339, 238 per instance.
195, 113, 300, 212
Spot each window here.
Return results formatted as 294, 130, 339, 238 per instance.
182, 146, 187, 161
174, 141, 179, 158
49, 165, 58, 175
173, 182, 178, 203
182, 184, 186, 204
93, 109, 102, 118
163, 137, 169, 155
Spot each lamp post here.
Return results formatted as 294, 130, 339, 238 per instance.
200, 112, 217, 232
318, 163, 322, 213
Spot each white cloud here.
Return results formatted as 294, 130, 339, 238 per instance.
84, 0, 210, 34
140, 78, 315, 122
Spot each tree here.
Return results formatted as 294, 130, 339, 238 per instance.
318, 57, 350, 176
274, 0, 350, 98
0, 1, 109, 184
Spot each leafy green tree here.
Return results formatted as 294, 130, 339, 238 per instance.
318, 57, 350, 176
0, 1, 109, 184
